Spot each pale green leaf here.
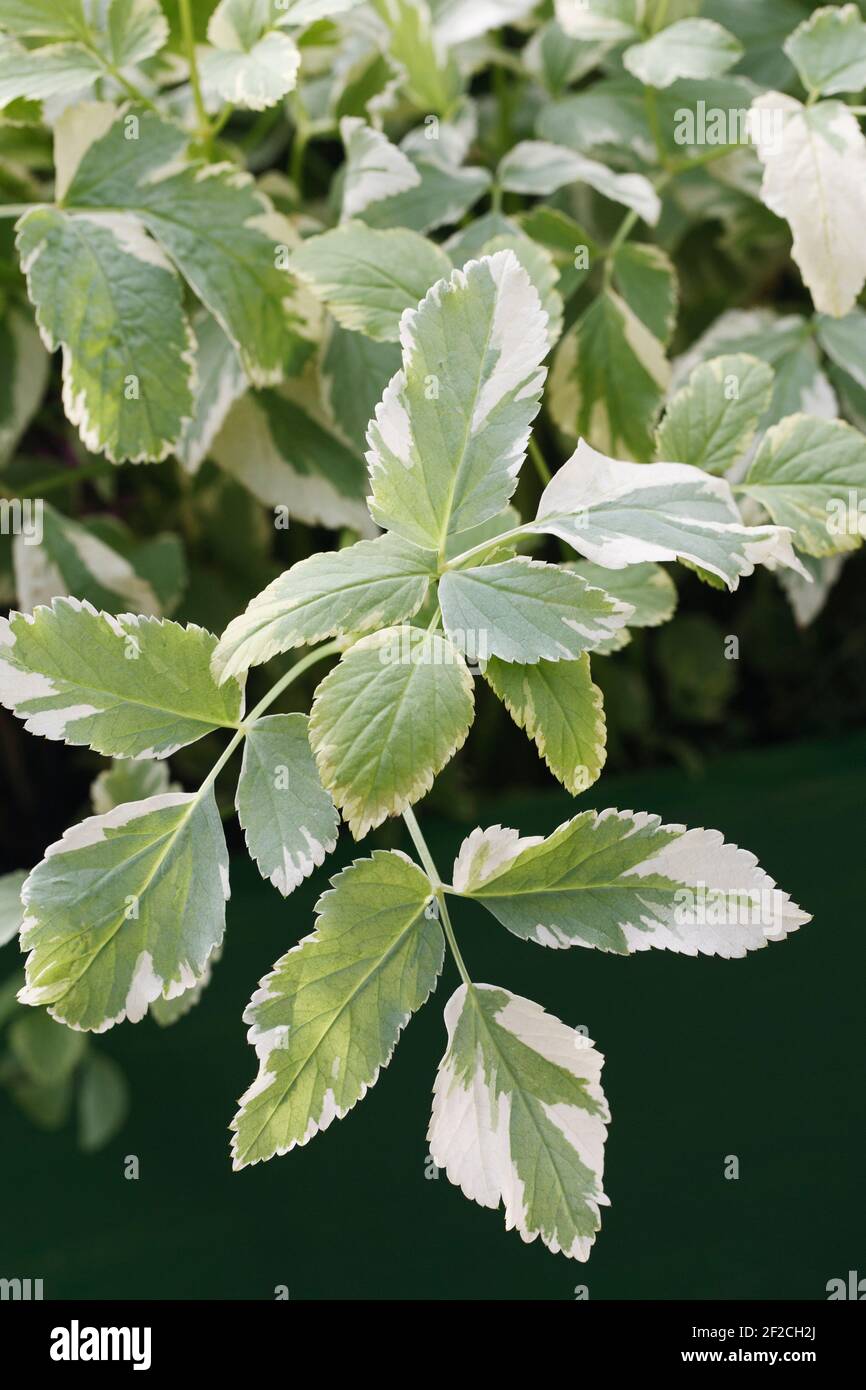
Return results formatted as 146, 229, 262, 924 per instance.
308, 626, 474, 837
0, 869, 26, 947
371, 0, 462, 116
340, 116, 421, 221
783, 3, 866, 97
12, 501, 162, 616
429, 983, 609, 1260
623, 18, 742, 88
498, 141, 660, 226
553, 0, 640, 42
213, 533, 434, 682
451, 811, 810, 954
0, 0, 88, 40
290, 221, 452, 342
0, 37, 101, 108
527, 438, 809, 589
549, 289, 670, 461
368, 251, 549, 552
738, 413, 866, 556
751, 93, 866, 318
0, 305, 49, 468
358, 151, 491, 235
101, 0, 169, 66
200, 30, 301, 111
567, 560, 678, 630
439, 557, 630, 664
431, 0, 538, 44
175, 310, 248, 472
77, 1051, 129, 1151
16, 207, 194, 463
64, 107, 314, 386
90, 757, 173, 815
477, 230, 564, 348
19, 788, 230, 1032
236, 713, 339, 895
320, 322, 401, 454
9, 1008, 86, 1084
612, 242, 677, 346
655, 354, 775, 474
0, 597, 243, 758
231, 849, 442, 1167
484, 653, 607, 794
815, 307, 866, 392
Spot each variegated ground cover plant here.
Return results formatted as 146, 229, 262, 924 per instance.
0, 0, 864, 1259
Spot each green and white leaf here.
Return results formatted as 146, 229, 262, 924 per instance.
236, 713, 339, 895
16, 208, 194, 463
214, 533, 434, 683
527, 438, 809, 589
451, 810, 810, 954
430, 0, 538, 44
12, 501, 161, 616
0, 1, 91, 41
290, 221, 452, 342
175, 311, 248, 473
429, 983, 609, 1260
309, 626, 474, 837
553, 0, 641, 42
210, 377, 371, 532
340, 116, 421, 221
549, 289, 670, 461
0, 37, 101, 108
778, 551, 845, 628
19, 788, 230, 1032
612, 242, 677, 346
783, 3, 866, 97
320, 322, 401, 455
623, 18, 742, 88
0, 597, 243, 759
484, 653, 606, 794
475, 230, 564, 348
231, 849, 442, 1167
0, 868, 26, 947
94, 0, 169, 67
751, 93, 866, 318
498, 141, 660, 226
90, 757, 173, 815
64, 107, 314, 387
358, 151, 491, 236
655, 354, 775, 475
201, 1, 301, 111
439, 557, 631, 664
0, 306, 49, 467
568, 560, 677, 631
816, 307, 866, 392
371, 0, 462, 116
367, 251, 548, 551
737, 413, 866, 556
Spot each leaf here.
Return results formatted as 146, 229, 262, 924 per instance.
308, 626, 474, 837
231, 849, 443, 1168
451, 811, 810, 954
431, 0, 537, 44
235, 713, 339, 896
515, 206, 598, 300
737, 413, 866, 557
94, 0, 169, 67
611, 242, 677, 346
498, 141, 660, 226
371, 0, 462, 116
553, 0, 641, 42
0, 306, 49, 468
213, 533, 434, 682
290, 222, 452, 342
0, 1, 89, 40
476, 230, 564, 348
340, 116, 421, 221
90, 757, 172, 814
77, 1051, 129, 1151
358, 151, 491, 235
783, 3, 866, 97
0, 597, 243, 759
0, 37, 102, 108
751, 93, 866, 318
623, 18, 742, 88
9, 1008, 86, 1084
12, 501, 162, 616
527, 438, 809, 589
428, 983, 610, 1260
175, 311, 248, 472
16, 208, 195, 463
19, 788, 230, 1032
815, 306, 866, 392
367, 250, 549, 553
484, 653, 607, 794
64, 107, 314, 386
655, 354, 775, 475
320, 322, 401, 454
567, 560, 677, 631
549, 289, 670, 460
778, 550, 845, 628
0, 869, 26, 947
439, 557, 631, 664
200, 4, 301, 111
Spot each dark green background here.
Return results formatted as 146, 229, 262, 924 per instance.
2, 731, 863, 1300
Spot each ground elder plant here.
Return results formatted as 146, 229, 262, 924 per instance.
0, 0, 864, 1260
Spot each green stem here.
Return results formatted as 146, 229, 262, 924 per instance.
179, 0, 211, 149
290, 122, 310, 195
528, 435, 552, 487
0, 461, 117, 499
0, 204, 41, 219
402, 807, 471, 987
441, 524, 531, 572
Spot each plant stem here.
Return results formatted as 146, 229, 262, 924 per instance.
442, 524, 531, 571
402, 806, 471, 987
178, 0, 211, 150
528, 435, 552, 487
0, 461, 117, 498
